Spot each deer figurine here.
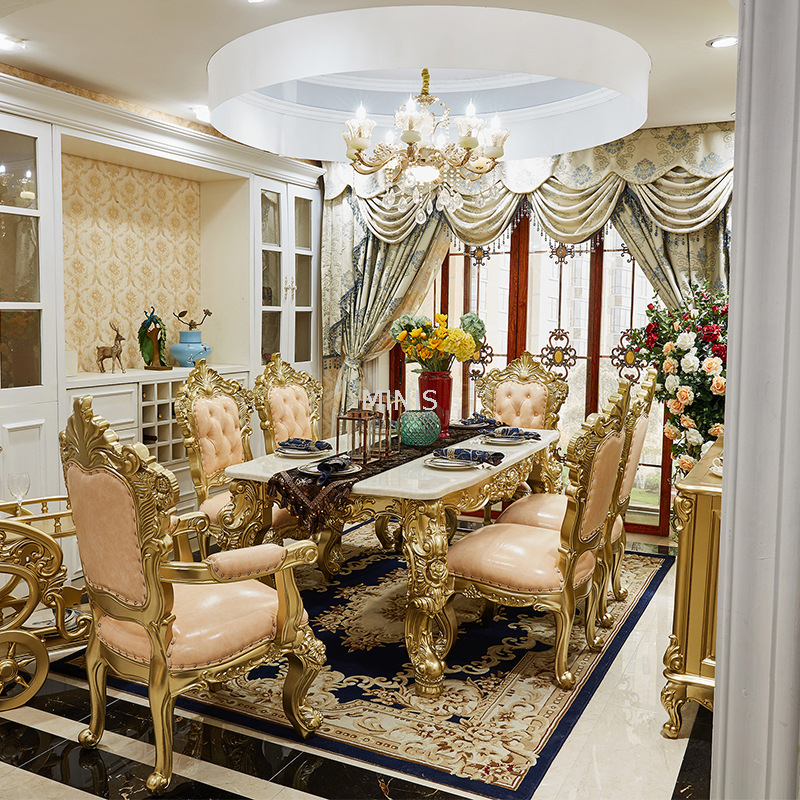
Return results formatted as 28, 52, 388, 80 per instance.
96, 322, 126, 373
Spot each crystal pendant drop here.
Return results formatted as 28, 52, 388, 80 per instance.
385, 187, 397, 206
415, 207, 427, 225
398, 195, 409, 212
412, 185, 421, 204
425, 197, 434, 215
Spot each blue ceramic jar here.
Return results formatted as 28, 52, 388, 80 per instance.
170, 330, 211, 367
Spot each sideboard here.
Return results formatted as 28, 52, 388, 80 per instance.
661, 437, 722, 737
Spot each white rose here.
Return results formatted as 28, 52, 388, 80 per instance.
686, 428, 704, 447
676, 332, 697, 351
665, 375, 680, 394
681, 353, 700, 373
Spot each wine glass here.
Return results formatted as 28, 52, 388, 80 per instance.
7, 471, 30, 514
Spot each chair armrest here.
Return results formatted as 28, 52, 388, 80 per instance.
160, 540, 317, 584
168, 511, 209, 561
206, 542, 287, 580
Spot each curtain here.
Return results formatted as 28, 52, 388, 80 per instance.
321, 189, 450, 433
611, 186, 731, 310
324, 122, 734, 306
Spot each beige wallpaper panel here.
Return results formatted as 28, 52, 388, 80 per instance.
62, 154, 201, 372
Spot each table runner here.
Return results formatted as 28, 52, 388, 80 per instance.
266, 428, 485, 534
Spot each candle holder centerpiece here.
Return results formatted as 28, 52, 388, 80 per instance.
336, 402, 397, 464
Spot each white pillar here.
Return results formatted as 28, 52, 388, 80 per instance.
713, 1, 800, 797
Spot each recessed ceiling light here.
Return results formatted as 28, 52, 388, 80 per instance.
706, 35, 738, 49
0, 34, 27, 51
191, 105, 211, 123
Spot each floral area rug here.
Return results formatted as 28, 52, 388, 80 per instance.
55, 523, 673, 800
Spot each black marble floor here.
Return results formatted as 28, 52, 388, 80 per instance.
672, 707, 713, 800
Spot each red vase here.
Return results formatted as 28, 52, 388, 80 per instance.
419, 371, 452, 438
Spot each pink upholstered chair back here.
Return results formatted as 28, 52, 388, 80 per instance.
493, 380, 548, 428
268, 385, 314, 444
65, 463, 148, 606
254, 354, 322, 453
561, 379, 631, 553
60, 396, 180, 617
617, 368, 658, 507
193, 395, 246, 477
174, 361, 255, 506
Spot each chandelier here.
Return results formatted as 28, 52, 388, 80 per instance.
343, 69, 510, 192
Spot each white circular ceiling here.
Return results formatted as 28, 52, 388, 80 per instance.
208, 6, 651, 161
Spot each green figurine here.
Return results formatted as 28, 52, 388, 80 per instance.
138, 306, 171, 370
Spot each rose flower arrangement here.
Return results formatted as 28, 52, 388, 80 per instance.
390, 311, 486, 371
630, 283, 727, 477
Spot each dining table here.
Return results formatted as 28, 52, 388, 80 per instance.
221, 428, 559, 698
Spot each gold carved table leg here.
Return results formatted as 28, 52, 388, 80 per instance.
316, 522, 344, 581
398, 498, 454, 698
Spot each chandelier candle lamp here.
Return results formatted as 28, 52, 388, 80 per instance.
343, 69, 509, 197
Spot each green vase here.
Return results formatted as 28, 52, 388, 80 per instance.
398, 410, 441, 446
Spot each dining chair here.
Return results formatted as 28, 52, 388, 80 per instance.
174, 359, 298, 555
475, 351, 569, 521
252, 353, 322, 455
443, 379, 630, 689
495, 372, 656, 626
59, 396, 325, 795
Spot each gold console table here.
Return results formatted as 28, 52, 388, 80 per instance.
661, 438, 722, 737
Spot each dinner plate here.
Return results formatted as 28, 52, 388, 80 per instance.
298, 462, 362, 477
450, 422, 489, 429
275, 447, 330, 458
479, 435, 528, 446
423, 456, 481, 470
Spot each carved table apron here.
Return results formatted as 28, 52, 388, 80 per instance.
222, 430, 559, 698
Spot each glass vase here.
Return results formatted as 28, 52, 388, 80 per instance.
418, 370, 452, 438
398, 409, 441, 446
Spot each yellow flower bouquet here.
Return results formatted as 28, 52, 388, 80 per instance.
390, 312, 486, 371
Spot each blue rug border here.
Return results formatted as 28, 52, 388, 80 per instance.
51, 546, 674, 800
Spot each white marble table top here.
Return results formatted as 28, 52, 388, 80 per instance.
225, 430, 559, 501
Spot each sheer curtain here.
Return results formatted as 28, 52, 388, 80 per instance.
321, 189, 450, 432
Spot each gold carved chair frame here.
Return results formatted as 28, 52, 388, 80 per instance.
253, 353, 322, 454
59, 397, 324, 795
443, 379, 631, 690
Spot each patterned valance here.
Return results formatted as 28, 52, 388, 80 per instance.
323, 121, 735, 246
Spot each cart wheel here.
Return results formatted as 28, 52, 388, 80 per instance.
0, 630, 49, 710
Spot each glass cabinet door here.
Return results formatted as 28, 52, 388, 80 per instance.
256, 180, 319, 376
0, 119, 53, 395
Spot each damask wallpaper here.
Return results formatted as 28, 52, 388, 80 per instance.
62, 154, 201, 372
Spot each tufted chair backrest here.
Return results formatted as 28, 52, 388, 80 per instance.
493, 380, 548, 428
60, 396, 179, 618
174, 360, 255, 507
476, 351, 568, 432
254, 353, 322, 453
268, 385, 314, 443
193, 395, 246, 476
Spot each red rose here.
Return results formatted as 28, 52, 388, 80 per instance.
720, 304, 729, 315
646, 332, 658, 348
645, 321, 657, 335
712, 343, 727, 362
702, 324, 722, 342
712, 305, 719, 313
647, 303, 654, 310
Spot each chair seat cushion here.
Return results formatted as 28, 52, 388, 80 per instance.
447, 523, 596, 594
200, 491, 297, 529
496, 493, 568, 529
96, 578, 307, 670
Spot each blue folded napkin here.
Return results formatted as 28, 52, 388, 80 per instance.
315, 455, 353, 485
278, 438, 332, 452
489, 427, 541, 440
433, 447, 505, 466
457, 412, 502, 428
